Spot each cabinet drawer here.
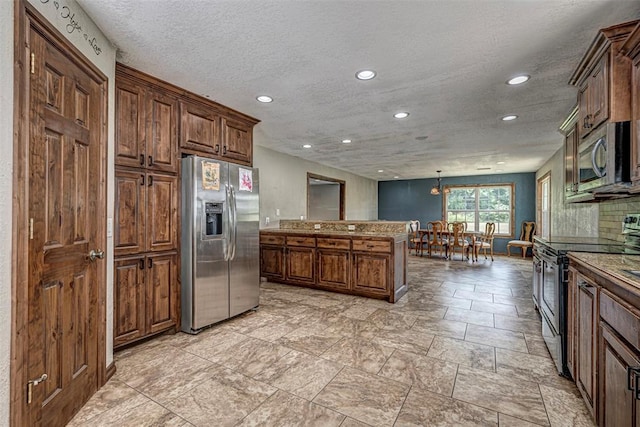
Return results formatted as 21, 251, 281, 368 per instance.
352, 239, 391, 253
286, 236, 316, 247
317, 238, 350, 250
600, 290, 640, 351
260, 234, 285, 245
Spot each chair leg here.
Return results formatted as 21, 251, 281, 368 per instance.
521, 247, 525, 258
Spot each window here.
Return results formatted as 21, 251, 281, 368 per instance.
537, 173, 550, 239
444, 184, 515, 236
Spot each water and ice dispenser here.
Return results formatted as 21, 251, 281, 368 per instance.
204, 202, 223, 236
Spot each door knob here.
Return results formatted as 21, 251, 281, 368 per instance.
88, 249, 104, 261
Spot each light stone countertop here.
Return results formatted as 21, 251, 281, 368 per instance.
260, 229, 408, 240
568, 252, 640, 292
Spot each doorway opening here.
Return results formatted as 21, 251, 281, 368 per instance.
307, 173, 345, 220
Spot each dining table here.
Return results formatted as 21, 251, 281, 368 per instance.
416, 229, 484, 261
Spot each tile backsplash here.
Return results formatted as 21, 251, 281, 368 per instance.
598, 195, 640, 242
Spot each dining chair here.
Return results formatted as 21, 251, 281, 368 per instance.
426, 221, 447, 258
507, 221, 536, 258
447, 222, 470, 261
408, 220, 421, 255
474, 222, 496, 261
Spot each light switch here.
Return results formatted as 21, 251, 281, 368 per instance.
265, 216, 270, 225
348, 224, 355, 231
314, 224, 321, 230
276, 208, 280, 216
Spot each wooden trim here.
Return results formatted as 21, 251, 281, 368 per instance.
536, 172, 551, 239
105, 362, 117, 382
11, 2, 109, 424
307, 172, 346, 220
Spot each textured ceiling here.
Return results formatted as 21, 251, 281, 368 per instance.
78, 0, 640, 181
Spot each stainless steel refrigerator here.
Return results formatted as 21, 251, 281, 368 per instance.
181, 155, 260, 334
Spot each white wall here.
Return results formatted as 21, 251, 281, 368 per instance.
253, 145, 378, 227
1, 1, 14, 424
308, 184, 341, 220
536, 145, 599, 237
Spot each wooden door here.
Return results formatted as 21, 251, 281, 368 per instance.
113, 255, 146, 347
352, 253, 390, 296
114, 170, 145, 256
578, 83, 590, 139
222, 117, 252, 165
146, 89, 178, 173
180, 100, 220, 155
146, 252, 178, 334
146, 173, 178, 252
286, 247, 315, 285
317, 249, 350, 290
633, 56, 640, 184
590, 56, 609, 131
260, 245, 285, 280
576, 276, 598, 417
26, 27, 105, 425
115, 78, 145, 169
566, 268, 577, 379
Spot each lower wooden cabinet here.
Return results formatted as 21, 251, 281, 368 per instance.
317, 248, 350, 290
575, 273, 599, 418
114, 252, 178, 348
260, 245, 285, 280
351, 252, 390, 296
286, 247, 315, 285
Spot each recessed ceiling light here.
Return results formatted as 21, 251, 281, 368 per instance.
256, 95, 273, 103
394, 176, 399, 179
342, 139, 352, 144
507, 75, 530, 85
356, 69, 376, 80
502, 115, 518, 121
496, 161, 505, 165
302, 144, 312, 148
394, 112, 409, 119
378, 169, 384, 173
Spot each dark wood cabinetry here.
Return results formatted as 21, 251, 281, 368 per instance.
577, 56, 609, 139
260, 231, 407, 302
620, 22, 640, 190
180, 100, 221, 156
114, 253, 178, 347
575, 273, 599, 418
561, 106, 579, 200
222, 117, 253, 165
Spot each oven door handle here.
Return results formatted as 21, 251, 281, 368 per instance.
591, 137, 607, 178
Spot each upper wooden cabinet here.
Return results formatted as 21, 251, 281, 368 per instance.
115, 74, 179, 173
222, 117, 253, 165
560, 106, 579, 200
620, 22, 640, 190
569, 20, 637, 140
180, 100, 221, 156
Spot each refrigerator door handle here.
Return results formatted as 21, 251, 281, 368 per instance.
223, 184, 231, 261
230, 185, 238, 260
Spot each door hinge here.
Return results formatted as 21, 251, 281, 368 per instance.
30, 53, 35, 74
29, 218, 33, 240
26, 373, 48, 404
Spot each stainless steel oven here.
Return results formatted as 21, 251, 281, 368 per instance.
577, 121, 630, 193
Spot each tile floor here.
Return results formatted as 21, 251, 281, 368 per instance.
69, 255, 595, 426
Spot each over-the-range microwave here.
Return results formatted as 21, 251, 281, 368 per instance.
577, 121, 631, 193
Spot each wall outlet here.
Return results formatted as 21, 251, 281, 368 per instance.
265, 216, 270, 225
314, 224, 321, 230
348, 224, 355, 231
276, 208, 280, 216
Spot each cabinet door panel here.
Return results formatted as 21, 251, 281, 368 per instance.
591, 56, 609, 130
352, 253, 390, 296
114, 170, 145, 256
180, 100, 220, 155
576, 278, 598, 417
115, 80, 145, 168
114, 256, 146, 346
317, 249, 350, 290
578, 83, 590, 139
147, 253, 177, 334
147, 90, 178, 173
147, 173, 178, 252
222, 117, 252, 165
261, 246, 285, 279
633, 59, 640, 184
286, 247, 315, 284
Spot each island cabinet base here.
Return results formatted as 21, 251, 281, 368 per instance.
260, 231, 408, 303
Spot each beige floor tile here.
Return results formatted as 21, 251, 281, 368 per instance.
370, 327, 434, 355
73, 398, 188, 427
444, 307, 495, 327
412, 318, 468, 339
67, 379, 142, 425
427, 336, 495, 371
313, 367, 410, 427
498, 413, 547, 426
395, 386, 498, 426
525, 332, 551, 357
464, 323, 528, 353
378, 349, 458, 396
453, 366, 549, 426
276, 325, 344, 355
496, 348, 572, 389
182, 329, 249, 362
340, 417, 373, 427
237, 389, 345, 427
164, 365, 276, 427
321, 337, 395, 374
213, 337, 292, 377
253, 350, 342, 400
366, 309, 418, 330
396, 305, 448, 321
341, 303, 381, 320
453, 289, 494, 302
471, 300, 518, 316
539, 384, 596, 427
475, 285, 513, 296
494, 314, 543, 336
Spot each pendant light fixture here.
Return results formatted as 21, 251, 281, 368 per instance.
431, 170, 449, 195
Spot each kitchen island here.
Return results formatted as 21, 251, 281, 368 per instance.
260, 221, 408, 303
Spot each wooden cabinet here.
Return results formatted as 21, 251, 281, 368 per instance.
317, 237, 351, 291
260, 234, 285, 280
575, 273, 599, 418
114, 253, 178, 347
115, 76, 178, 174
561, 106, 579, 200
621, 22, 640, 190
114, 170, 178, 257
567, 267, 577, 379
222, 117, 253, 165
259, 231, 407, 302
180, 99, 221, 156
569, 21, 636, 140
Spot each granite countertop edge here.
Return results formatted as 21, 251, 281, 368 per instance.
568, 252, 640, 291
260, 229, 407, 239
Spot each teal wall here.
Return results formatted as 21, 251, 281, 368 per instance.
378, 172, 537, 254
